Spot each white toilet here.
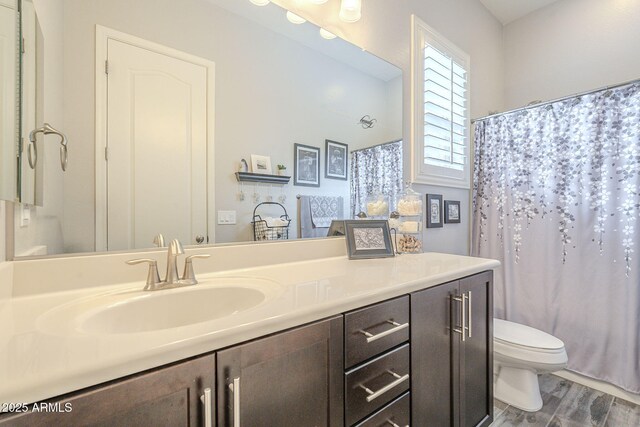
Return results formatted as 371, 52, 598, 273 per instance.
493, 319, 568, 412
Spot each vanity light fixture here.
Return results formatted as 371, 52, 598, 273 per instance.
249, 0, 270, 6
319, 28, 337, 40
339, 0, 362, 23
286, 11, 307, 24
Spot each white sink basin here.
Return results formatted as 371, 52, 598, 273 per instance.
37, 278, 280, 335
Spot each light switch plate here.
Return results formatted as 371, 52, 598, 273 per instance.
218, 210, 237, 225
20, 204, 31, 227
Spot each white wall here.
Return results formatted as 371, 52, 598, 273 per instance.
504, 0, 640, 110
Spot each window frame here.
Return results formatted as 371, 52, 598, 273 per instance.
411, 15, 471, 189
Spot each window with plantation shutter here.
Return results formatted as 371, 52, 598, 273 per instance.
411, 16, 471, 188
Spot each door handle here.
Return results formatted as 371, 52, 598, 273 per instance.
229, 377, 240, 427
200, 387, 212, 427
453, 293, 466, 342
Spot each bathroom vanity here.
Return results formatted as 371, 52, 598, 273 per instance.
0, 246, 498, 427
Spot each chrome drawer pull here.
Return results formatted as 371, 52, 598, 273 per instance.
386, 420, 409, 427
359, 320, 409, 343
359, 370, 409, 402
200, 387, 212, 427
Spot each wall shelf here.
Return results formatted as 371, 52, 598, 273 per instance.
235, 172, 291, 184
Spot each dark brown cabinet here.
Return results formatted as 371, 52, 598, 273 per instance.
411, 271, 493, 427
216, 316, 344, 427
0, 354, 216, 427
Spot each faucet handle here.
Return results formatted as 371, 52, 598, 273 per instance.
126, 258, 162, 291
182, 254, 211, 284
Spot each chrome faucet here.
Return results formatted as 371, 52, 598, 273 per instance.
165, 239, 185, 285
127, 238, 210, 291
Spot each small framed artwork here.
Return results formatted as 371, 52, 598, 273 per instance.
325, 139, 348, 180
294, 143, 320, 187
251, 154, 272, 174
426, 194, 443, 228
444, 200, 461, 224
344, 220, 395, 259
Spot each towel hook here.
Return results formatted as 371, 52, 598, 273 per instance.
28, 123, 68, 171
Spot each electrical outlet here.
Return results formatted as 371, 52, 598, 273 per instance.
218, 210, 237, 225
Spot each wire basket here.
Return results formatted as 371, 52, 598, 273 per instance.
252, 202, 291, 241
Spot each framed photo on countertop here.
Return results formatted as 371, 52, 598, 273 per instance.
344, 220, 395, 259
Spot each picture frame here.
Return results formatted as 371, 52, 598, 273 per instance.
294, 143, 320, 187
426, 194, 443, 228
444, 200, 461, 224
250, 154, 272, 175
325, 139, 348, 180
344, 220, 395, 259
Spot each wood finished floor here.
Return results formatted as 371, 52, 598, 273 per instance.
490, 374, 640, 427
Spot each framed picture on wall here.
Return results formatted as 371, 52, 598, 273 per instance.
250, 154, 272, 175
294, 143, 320, 187
325, 140, 348, 180
344, 220, 395, 259
426, 194, 443, 228
444, 200, 461, 224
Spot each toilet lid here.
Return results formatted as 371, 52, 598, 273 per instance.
494, 318, 565, 350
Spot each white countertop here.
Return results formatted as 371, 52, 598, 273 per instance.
0, 252, 499, 404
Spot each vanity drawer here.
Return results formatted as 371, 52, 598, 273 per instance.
345, 295, 409, 368
354, 392, 410, 427
345, 344, 410, 426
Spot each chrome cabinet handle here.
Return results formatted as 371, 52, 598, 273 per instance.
359, 370, 409, 403
200, 387, 212, 427
359, 320, 409, 343
229, 377, 240, 427
467, 291, 472, 338
386, 420, 409, 427
453, 294, 467, 341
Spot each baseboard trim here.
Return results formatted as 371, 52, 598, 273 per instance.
553, 370, 640, 405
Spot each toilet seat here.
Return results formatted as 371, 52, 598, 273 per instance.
493, 319, 568, 366
494, 319, 564, 350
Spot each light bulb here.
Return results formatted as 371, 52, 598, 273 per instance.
309, 0, 329, 4
286, 11, 307, 24
339, 0, 362, 23
319, 28, 337, 40
249, 0, 270, 6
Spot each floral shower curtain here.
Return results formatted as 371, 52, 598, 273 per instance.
350, 140, 403, 217
472, 83, 640, 393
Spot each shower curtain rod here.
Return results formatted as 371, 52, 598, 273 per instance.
471, 76, 640, 124
350, 139, 402, 154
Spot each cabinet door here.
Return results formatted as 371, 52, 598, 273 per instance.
411, 280, 459, 427
460, 271, 493, 427
217, 317, 344, 427
0, 354, 216, 427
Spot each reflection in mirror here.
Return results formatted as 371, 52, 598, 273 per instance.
0, 0, 18, 202
13, 0, 402, 258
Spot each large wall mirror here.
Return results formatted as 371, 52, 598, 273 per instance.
13, 0, 403, 258
0, 0, 18, 202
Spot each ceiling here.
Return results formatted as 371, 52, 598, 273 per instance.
480, 0, 561, 25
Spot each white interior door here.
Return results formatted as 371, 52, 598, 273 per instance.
106, 38, 209, 250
